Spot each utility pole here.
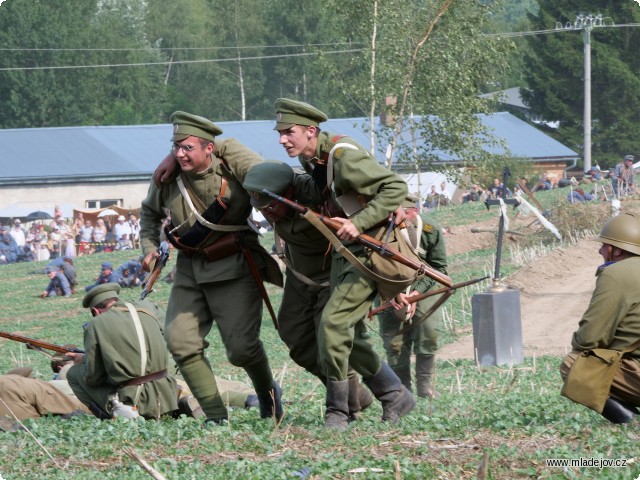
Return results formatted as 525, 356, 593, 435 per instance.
555, 14, 611, 174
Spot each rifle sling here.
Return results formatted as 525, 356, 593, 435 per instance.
123, 302, 147, 406
302, 210, 416, 291
237, 238, 279, 330
274, 232, 329, 288
176, 175, 250, 233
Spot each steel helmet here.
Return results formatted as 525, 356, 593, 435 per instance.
596, 213, 640, 255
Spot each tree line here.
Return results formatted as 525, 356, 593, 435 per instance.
0, 0, 636, 171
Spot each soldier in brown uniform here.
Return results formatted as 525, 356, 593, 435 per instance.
140, 112, 283, 424
561, 213, 640, 423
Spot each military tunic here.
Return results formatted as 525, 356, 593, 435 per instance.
66, 299, 179, 419
561, 256, 640, 405
139, 139, 282, 415
302, 131, 408, 381
379, 213, 448, 367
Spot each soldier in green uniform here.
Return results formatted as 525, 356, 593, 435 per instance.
378, 195, 448, 398
242, 161, 373, 421
561, 213, 640, 423
66, 283, 180, 419
140, 112, 283, 424
273, 98, 415, 429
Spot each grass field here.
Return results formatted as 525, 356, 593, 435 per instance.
0, 193, 638, 479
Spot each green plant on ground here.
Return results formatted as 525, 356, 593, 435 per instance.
1, 199, 640, 479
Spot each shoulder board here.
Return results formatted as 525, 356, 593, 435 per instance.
333, 147, 347, 160
422, 223, 434, 233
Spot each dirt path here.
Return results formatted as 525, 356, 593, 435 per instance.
439, 235, 601, 361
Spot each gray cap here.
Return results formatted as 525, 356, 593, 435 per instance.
624, 155, 634, 162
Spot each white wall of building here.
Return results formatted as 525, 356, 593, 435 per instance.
0, 181, 150, 215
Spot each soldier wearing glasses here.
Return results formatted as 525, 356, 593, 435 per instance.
140, 112, 283, 425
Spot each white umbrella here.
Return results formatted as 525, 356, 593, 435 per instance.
97, 208, 119, 217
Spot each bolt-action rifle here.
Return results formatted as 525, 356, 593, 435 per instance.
261, 189, 453, 288
140, 241, 170, 300
368, 276, 490, 318
0, 331, 84, 354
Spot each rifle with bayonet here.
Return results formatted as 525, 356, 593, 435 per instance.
0, 331, 84, 354
140, 241, 170, 300
368, 276, 490, 318
262, 189, 453, 288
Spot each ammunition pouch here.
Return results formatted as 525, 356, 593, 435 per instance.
165, 224, 244, 263
200, 232, 243, 262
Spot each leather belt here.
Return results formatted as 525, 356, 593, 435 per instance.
122, 369, 168, 387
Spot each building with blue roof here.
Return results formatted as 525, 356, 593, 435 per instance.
0, 112, 578, 216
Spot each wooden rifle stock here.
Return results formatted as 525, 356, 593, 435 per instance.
368, 275, 490, 318
0, 331, 84, 354
140, 241, 170, 300
262, 189, 453, 288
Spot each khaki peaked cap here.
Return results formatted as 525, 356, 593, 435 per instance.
242, 162, 294, 208
170, 111, 223, 142
83, 283, 121, 309
273, 98, 328, 130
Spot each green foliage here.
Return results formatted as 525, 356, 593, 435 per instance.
0, 0, 167, 128
0, 0, 519, 134
321, 0, 516, 175
1, 220, 638, 478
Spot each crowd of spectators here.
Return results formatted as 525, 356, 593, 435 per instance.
418, 162, 632, 214
0, 211, 140, 265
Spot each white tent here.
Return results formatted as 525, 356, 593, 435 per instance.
402, 172, 457, 204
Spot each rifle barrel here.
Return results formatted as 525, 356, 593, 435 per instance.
262, 189, 453, 288
368, 276, 489, 318
0, 331, 84, 354
140, 241, 170, 300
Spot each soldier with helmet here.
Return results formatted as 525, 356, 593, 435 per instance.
561, 213, 640, 423
140, 111, 283, 425
242, 161, 374, 421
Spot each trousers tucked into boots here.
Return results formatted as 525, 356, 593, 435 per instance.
243, 360, 282, 421
391, 365, 412, 393
415, 354, 437, 398
365, 363, 416, 423
347, 375, 374, 421
325, 380, 350, 430
177, 355, 228, 422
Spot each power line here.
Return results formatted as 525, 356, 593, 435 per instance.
0, 48, 363, 72
0, 41, 364, 52
484, 22, 640, 38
